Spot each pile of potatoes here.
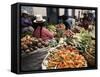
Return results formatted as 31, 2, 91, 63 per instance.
21, 35, 49, 53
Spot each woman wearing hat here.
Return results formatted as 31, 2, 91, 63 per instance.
33, 15, 54, 41
21, 10, 34, 33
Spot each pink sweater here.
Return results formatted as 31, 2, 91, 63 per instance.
33, 26, 54, 41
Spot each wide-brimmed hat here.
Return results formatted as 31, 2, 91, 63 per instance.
33, 15, 46, 23
22, 10, 29, 15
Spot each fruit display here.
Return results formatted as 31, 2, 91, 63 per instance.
42, 45, 87, 69
21, 35, 49, 53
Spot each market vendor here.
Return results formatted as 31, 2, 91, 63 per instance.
60, 15, 74, 30
33, 15, 54, 41
21, 10, 34, 34
81, 13, 90, 30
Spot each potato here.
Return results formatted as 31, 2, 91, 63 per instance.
32, 41, 37, 45
41, 45, 45, 48
33, 46, 38, 50
26, 35, 31, 40
37, 43, 42, 48
21, 42, 25, 46
29, 38, 33, 41
31, 37, 35, 41
21, 37, 26, 42
30, 48, 33, 51
26, 40, 30, 44
41, 41, 45, 45
25, 49, 30, 53
38, 38, 42, 42
34, 39, 38, 43
29, 41, 33, 45
23, 45, 28, 49
44, 42, 49, 47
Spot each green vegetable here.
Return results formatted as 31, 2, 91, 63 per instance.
49, 38, 58, 47
73, 28, 93, 52
47, 24, 56, 32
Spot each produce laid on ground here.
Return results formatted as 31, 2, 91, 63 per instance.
72, 28, 95, 57
21, 24, 96, 67
64, 28, 96, 66
21, 35, 49, 53
21, 27, 95, 57
42, 45, 87, 69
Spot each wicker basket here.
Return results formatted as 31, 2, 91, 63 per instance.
81, 51, 95, 67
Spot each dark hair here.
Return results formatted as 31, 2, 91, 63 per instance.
33, 22, 45, 30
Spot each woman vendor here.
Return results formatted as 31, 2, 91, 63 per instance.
21, 10, 34, 33
33, 15, 54, 41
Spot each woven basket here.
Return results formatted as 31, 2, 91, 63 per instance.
81, 51, 95, 67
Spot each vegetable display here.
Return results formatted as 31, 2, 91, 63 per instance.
21, 35, 49, 53
64, 29, 75, 37
42, 45, 87, 69
21, 24, 95, 68
47, 24, 56, 32
72, 28, 95, 54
